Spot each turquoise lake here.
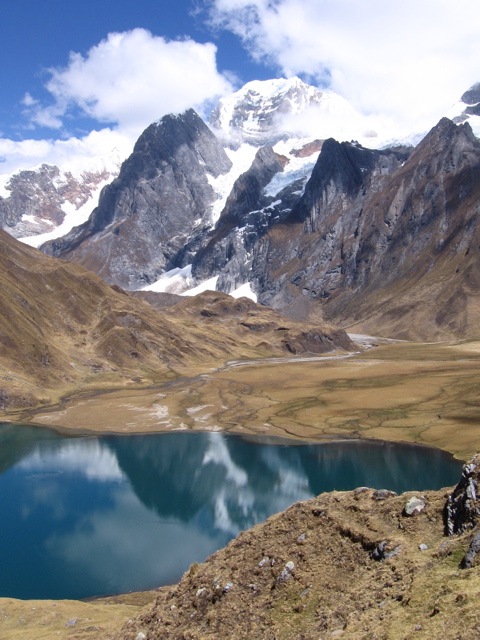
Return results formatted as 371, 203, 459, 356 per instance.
0, 424, 462, 600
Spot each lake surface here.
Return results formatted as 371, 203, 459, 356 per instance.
0, 423, 462, 600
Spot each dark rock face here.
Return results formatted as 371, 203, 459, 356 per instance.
452, 82, 480, 126
42, 109, 232, 289
247, 119, 480, 338
191, 146, 287, 290
445, 454, 480, 536
0, 164, 110, 237
461, 83, 480, 105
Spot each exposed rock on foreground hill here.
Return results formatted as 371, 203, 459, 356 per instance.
117, 456, 480, 640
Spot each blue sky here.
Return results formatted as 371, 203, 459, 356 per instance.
1, 0, 479, 175
0, 0, 271, 140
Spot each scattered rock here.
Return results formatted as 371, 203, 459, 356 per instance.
296, 533, 306, 544
373, 489, 398, 501
404, 497, 426, 516
136, 633, 147, 640
460, 529, 480, 568
65, 618, 78, 628
371, 541, 402, 561
258, 556, 271, 568
223, 582, 234, 593
277, 561, 295, 583
419, 544, 428, 551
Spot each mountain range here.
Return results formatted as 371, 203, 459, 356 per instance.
0, 76, 480, 408
5, 76, 475, 342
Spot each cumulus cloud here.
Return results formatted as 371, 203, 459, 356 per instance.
0, 128, 133, 182
208, 0, 480, 132
25, 28, 232, 134
1, 28, 233, 177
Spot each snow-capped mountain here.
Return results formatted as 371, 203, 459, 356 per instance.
0, 163, 118, 247
6, 76, 480, 341
209, 77, 373, 146
445, 82, 480, 137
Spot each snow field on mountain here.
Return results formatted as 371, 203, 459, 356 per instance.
19, 176, 112, 248
207, 144, 258, 223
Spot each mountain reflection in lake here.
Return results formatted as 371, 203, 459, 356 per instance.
0, 424, 462, 600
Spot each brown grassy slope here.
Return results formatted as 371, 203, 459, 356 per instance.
117, 483, 480, 640
0, 230, 354, 412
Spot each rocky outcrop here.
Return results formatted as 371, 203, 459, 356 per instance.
445, 454, 480, 535
42, 109, 233, 289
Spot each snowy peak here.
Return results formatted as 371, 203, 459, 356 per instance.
209, 77, 382, 148
445, 82, 480, 137
0, 163, 114, 244
209, 78, 333, 146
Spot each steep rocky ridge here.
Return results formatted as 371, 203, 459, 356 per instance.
26, 82, 480, 341
41, 109, 233, 289
0, 229, 354, 412
247, 118, 480, 340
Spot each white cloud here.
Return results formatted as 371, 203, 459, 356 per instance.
1, 28, 233, 178
29, 28, 232, 135
208, 0, 480, 132
0, 127, 133, 178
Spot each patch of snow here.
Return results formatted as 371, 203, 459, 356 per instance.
207, 144, 258, 223
140, 264, 193, 294
21, 214, 38, 224
0, 174, 10, 199
19, 176, 112, 248
183, 275, 219, 297
230, 282, 257, 303
444, 100, 480, 137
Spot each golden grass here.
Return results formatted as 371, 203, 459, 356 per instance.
9, 339, 480, 460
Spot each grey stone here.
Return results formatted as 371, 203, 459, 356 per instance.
461, 529, 480, 569
445, 455, 480, 535
404, 497, 426, 516
373, 489, 397, 501
277, 561, 295, 583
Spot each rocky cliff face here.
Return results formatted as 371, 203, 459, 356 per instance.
250, 118, 480, 339
42, 109, 233, 289
0, 164, 111, 238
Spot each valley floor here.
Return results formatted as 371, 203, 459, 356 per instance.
6, 338, 480, 460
